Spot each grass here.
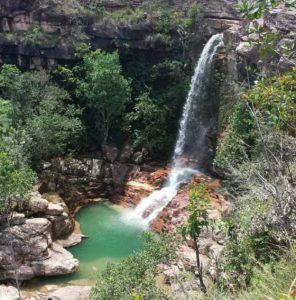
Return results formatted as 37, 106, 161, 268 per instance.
196, 246, 296, 300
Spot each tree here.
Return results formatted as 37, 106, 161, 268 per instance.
0, 65, 84, 164
75, 49, 131, 144
125, 92, 172, 153
181, 183, 211, 293
91, 233, 175, 300
0, 100, 36, 296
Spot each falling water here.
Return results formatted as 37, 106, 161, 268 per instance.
124, 34, 224, 227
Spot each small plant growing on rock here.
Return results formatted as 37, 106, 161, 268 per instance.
181, 183, 211, 293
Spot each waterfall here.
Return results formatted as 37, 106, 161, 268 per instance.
124, 34, 224, 227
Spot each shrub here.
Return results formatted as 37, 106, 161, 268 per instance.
90, 233, 176, 300
0, 65, 84, 164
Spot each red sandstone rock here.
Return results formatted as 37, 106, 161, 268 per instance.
150, 174, 231, 232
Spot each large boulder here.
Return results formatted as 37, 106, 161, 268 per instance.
46, 203, 64, 216
0, 285, 19, 300
46, 213, 74, 239
29, 193, 49, 213
0, 218, 78, 281
31, 243, 78, 276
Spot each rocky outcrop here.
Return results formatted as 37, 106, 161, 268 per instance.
38, 145, 167, 212
28, 191, 74, 239
0, 217, 78, 281
39, 156, 133, 212
223, 5, 296, 78
150, 175, 231, 298
0, 0, 242, 70
0, 191, 80, 282
151, 175, 230, 233
113, 166, 169, 207
200, 0, 242, 37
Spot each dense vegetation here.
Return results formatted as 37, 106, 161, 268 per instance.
0, 0, 295, 299
89, 1, 296, 299
91, 233, 176, 300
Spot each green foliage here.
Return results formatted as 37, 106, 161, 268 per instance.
183, 3, 203, 29
0, 148, 35, 212
0, 101, 36, 212
125, 92, 171, 153
71, 49, 131, 143
214, 70, 296, 292
0, 65, 83, 164
181, 183, 211, 239
24, 104, 83, 162
0, 99, 12, 135
218, 223, 278, 290
237, 0, 279, 19
214, 101, 257, 168
244, 71, 296, 132
215, 70, 296, 168
198, 246, 296, 300
90, 233, 176, 300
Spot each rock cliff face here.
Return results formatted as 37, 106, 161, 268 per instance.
38, 145, 163, 213
0, 0, 241, 69
224, 5, 296, 78
0, 142, 165, 284
0, 199, 78, 281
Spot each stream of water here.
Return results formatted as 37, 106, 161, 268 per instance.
124, 34, 224, 227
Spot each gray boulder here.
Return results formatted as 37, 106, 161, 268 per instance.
46, 203, 64, 216
29, 193, 49, 213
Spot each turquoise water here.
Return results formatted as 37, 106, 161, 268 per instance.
25, 203, 144, 288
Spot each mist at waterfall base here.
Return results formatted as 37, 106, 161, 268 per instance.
123, 34, 224, 227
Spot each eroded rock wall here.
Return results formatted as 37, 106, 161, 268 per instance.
0, 193, 79, 281
0, 0, 241, 70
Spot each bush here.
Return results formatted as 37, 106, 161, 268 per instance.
125, 92, 171, 153
215, 70, 296, 169
90, 233, 176, 300
0, 65, 84, 164
199, 246, 296, 300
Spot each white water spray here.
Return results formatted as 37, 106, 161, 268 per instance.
124, 34, 224, 227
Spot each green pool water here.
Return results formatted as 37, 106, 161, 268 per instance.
25, 203, 144, 288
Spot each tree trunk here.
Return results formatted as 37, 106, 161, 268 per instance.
194, 236, 207, 293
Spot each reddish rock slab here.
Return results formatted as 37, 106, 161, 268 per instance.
150, 174, 231, 233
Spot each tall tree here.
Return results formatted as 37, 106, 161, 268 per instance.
75, 49, 131, 144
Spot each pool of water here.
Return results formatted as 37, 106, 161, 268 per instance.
25, 203, 144, 288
